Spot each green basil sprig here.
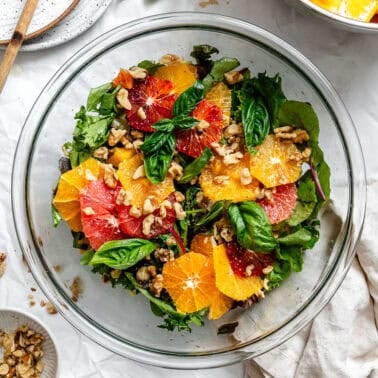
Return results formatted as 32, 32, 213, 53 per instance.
179, 147, 213, 184
88, 239, 157, 270
137, 60, 163, 74
242, 97, 270, 155
173, 81, 205, 116
228, 202, 277, 252
194, 200, 228, 231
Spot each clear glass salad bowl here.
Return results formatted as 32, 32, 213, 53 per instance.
12, 13, 366, 369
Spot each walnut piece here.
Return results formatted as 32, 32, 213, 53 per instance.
0, 252, 6, 278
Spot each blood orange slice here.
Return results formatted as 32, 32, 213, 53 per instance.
126, 76, 177, 132
176, 99, 223, 158
205, 82, 232, 127
257, 183, 298, 224
79, 180, 123, 250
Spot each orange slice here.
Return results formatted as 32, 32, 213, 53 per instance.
190, 234, 217, 257
112, 68, 134, 89
154, 63, 197, 94
199, 153, 260, 202
213, 244, 263, 301
205, 82, 232, 127
249, 134, 302, 188
53, 158, 105, 232
311, 0, 378, 22
117, 154, 174, 208
107, 147, 136, 168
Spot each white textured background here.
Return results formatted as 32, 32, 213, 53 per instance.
0, 1, 377, 377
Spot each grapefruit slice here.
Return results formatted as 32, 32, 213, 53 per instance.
53, 158, 105, 232
249, 134, 302, 188
257, 183, 298, 224
79, 180, 123, 250
176, 99, 223, 158
126, 76, 177, 132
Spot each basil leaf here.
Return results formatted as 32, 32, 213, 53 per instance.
242, 97, 270, 155
228, 202, 277, 252
278, 100, 319, 141
173, 81, 205, 116
87, 82, 112, 112
143, 133, 176, 183
190, 44, 219, 64
52, 204, 62, 228
152, 119, 175, 133
250, 73, 286, 127
194, 201, 226, 230
89, 239, 157, 270
141, 129, 172, 154
179, 148, 213, 183
279, 227, 319, 249
137, 59, 163, 74
173, 115, 199, 130
203, 57, 240, 92
80, 250, 95, 265
287, 202, 316, 227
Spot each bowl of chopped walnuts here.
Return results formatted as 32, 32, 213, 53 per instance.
0, 308, 58, 377
11, 12, 366, 369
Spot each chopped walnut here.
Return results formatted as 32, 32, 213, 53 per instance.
174, 191, 185, 202
223, 151, 243, 166
136, 266, 151, 282
93, 146, 109, 160
173, 202, 186, 220
224, 70, 243, 85
116, 88, 132, 110
143, 198, 156, 215
273, 125, 292, 134
158, 54, 183, 65
274, 127, 309, 144
104, 164, 118, 189
120, 136, 134, 149
130, 129, 144, 140
220, 227, 234, 242
154, 248, 175, 262
302, 147, 312, 160
82, 207, 95, 216
195, 191, 204, 204
142, 214, 155, 236
240, 168, 252, 185
136, 107, 147, 120
149, 274, 164, 297
130, 206, 142, 218
245, 264, 255, 277
262, 265, 274, 274
254, 186, 265, 200
224, 122, 243, 138
116, 188, 133, 206
213, 175, 230, 185
129, 66, 147, 80
165, 236, 176, 246
168, 161, 183, 180
132, 140, 144, 150
69, 276, 82, 302
108, 128, 127, 147
0, 252, 6, 278
195, 119, 210, 132
132, 164, 146, 180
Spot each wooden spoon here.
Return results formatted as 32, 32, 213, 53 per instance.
0, 0, 40, 93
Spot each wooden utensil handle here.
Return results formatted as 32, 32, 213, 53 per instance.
0, 0, 40, 93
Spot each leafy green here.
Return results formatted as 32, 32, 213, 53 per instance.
88, 239, 157, 270
87, 82, 113, 111
173, 81, 205, 116
203, 57, 240, 92
137, 60, 163, 74
52, 204, 62, 228
126, 273, 205, 332
194, 201, 227, 231
190, 44, 219, 65
297, 172, 317, 202
242, 97, 270, 155
172, 115, 199, 130
179, 148, 213, 184
278, 228, 318, 248
228, 202, 277, 252
287, 202, 316, 227
72, 231, 89, 250
80, 250, 95, 265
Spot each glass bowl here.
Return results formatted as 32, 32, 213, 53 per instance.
12, 13, 366, 369
286, 0, 378, 33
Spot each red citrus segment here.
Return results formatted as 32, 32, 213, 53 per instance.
257, 183, 298, 224
79, 180, 123, 250
117, 194, 176, 239
205, 82, 232, 127
126, 76, 177, 132
213, 244, 264, 301
225, 242, 274, 278
176, 99, 223, 157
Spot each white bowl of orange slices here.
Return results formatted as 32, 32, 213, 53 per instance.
288, 0, 378, 32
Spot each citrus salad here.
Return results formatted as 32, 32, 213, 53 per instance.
52, 45, 330, 332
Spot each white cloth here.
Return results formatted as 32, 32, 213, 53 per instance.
0, 0, 377, 377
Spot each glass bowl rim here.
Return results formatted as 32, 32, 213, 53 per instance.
11, 12, 366, 369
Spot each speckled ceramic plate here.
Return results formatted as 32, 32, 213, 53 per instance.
0, 0, 79, 44
0, 0, 113, 51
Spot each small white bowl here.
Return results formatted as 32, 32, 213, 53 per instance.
0, 308, 59, 377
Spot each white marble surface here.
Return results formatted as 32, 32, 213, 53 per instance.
0, 0, 377, 377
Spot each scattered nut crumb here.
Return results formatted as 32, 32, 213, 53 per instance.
0, 253, 7, 278
46, 302, 57, 315
53, 265, 62, 273
69, 276, 82, 302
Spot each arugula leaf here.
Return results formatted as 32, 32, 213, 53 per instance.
137, 59, 163, 74
87, 82, 113, 111
80, 250, 95, 265
142, 133, 176, 184
242, 97, 270, 155
89, 239, 157, 270
228, 202, 277, 252
203, 57, 240, 92
52, 204, 62, 228
194, 201, 227, 231
250, 73, 286, 127
173, 81, 205, 116
278, 100, 319, 141
179, 148, 213, 184
190, 44, 219, 65
126, 273, 205, 332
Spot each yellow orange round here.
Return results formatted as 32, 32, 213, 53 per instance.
205, 82, 232, 127
107, 147, 136, 168
213, 244, 263, 301
190, 234, 217, 257
249, 134, 302, 188
117, 154, 174, 208
53, 158, 105, 232
199, 153, 260, 202
154, 63, 197, 94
